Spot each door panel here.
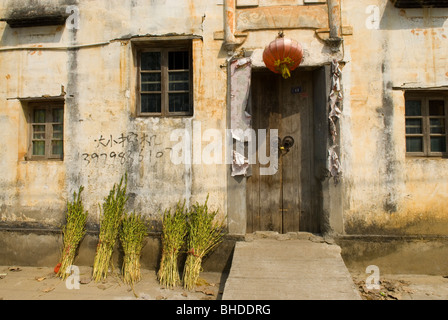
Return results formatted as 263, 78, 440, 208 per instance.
247, 70, 316, 233
247, 71, 282, 232
281, 71, 313, 233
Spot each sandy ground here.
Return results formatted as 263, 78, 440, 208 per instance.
350, 271, 448, 300
1, 265, 448, 300
0, 266, 224, 300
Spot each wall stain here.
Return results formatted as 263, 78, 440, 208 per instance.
345, 209, 448, 236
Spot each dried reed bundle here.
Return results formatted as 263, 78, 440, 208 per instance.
183, 196, 225, 291
119, 212, 148, 286
92, 174, 128, 282
158, 201, 188, 288
57, 186, 88, 279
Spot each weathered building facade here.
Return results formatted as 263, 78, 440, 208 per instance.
1, 0, 448, 269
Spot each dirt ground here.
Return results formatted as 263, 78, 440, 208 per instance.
1, 265, 448, 300
0, 265, 224, 300
349, 271, 448, 300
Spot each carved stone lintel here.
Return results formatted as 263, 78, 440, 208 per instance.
236, 5, 329, 32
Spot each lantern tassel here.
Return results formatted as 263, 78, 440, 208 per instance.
280, 64, 291, 79
274, 57, 294, 79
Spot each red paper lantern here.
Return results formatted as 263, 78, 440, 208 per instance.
263, 32, 303, 79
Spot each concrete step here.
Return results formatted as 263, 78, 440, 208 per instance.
222, 236, 361, 300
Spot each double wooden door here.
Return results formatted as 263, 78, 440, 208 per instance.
246, 70, 318, 233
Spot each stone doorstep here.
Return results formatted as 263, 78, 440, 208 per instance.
244, 231, 335, 244
222, 237, 361, 300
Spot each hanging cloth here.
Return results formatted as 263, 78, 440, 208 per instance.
229, 57, 252, 176
230, 57, 252, 142
328, 59, 343, 182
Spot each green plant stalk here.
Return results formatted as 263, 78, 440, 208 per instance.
92, 173, 128, 282
182, 254, 203, 291
92, 243, 114, 281
158, 250, 181, 288
183, 195, 226, 291
122, 252, 142, 285
120, 212, 147, 286
57, 186, 88, 280
158, 201, 187, 288
182, 229, 224, 290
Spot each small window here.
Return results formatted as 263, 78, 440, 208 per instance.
27, 102, 64, 160
137, 44, 193, 116
405, 92, 448, 157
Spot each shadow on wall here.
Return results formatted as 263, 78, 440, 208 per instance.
0, 0, 80, 45
345, 209, 448, 236
369, 1, 448, 30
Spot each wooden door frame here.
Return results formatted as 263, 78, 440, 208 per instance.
226, 64, 344, 236
246, 69, 316, 233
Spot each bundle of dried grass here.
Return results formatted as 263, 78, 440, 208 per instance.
157, 201, 188, 288
57, 186, 88, 279
92, 174, 128, 282
119, 212, 148, 286
183, 196, 225, 291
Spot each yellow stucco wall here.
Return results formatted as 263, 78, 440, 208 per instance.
341, 0, 448, 234
0, 0, 228, 227
1, 0, 448, 236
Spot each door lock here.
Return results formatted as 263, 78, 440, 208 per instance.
278, 136, 295, 153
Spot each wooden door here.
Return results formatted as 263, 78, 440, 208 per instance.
247, 70, 318, 233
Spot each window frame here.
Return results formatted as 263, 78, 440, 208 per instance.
27, 101, 64, 161
405, 92, 448, 158
136, 42, 193, 117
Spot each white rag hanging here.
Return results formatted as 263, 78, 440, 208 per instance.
329, 59, 343, 144
231, 150, 250, 177
328, 60, 343, 181
328, 145, 342, 179
230, 58, 252, 142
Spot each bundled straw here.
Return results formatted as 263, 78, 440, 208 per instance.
57, 186, 88, 279
158, 201, 188, 288
183, 196, 226, 291
92, 174, 128, 282
119, 212, 148, 286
